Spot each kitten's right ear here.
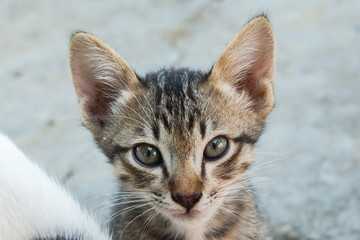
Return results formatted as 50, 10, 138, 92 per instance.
69, 32, 138, 130
209, 16, 275, 118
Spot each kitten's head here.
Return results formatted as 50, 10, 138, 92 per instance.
69, 16, 274, 224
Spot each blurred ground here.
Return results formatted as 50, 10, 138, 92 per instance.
0, 0, 359, 239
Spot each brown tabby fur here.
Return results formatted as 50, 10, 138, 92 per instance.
69, 15, 275, 240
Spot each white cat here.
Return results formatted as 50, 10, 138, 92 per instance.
0, 133, 111, 240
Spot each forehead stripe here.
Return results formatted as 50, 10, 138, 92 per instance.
200, 121, 206, 139
161, 113, 170, 132
152, 123, 160, 140
155, 85, 162, 105
188, 114, 194, 131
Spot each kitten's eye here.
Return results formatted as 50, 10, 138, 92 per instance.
204, 137, 228, 160
134, 144, 162, 166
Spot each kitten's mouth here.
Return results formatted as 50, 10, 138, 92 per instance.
172, 209, 202, 221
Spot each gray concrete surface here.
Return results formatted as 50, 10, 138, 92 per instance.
1, 0, 359, 239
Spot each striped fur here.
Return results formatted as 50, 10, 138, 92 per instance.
70, 16, 275, 240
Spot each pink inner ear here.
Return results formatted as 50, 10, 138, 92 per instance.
74, 76, 96, 100
72, 61, 120, 128
86, 81, 119, 127
234, 56, 273, 111
72, 55, 97, 99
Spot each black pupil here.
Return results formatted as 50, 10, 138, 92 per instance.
146, 147, 152, 157
212, 140, 218, 149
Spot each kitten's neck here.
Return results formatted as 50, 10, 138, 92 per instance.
110, 188, 262, 240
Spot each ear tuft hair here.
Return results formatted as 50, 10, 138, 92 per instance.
249, 12, 270, 23
69, 30, 91, 41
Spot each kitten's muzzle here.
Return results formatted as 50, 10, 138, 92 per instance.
171, 192, 202, 211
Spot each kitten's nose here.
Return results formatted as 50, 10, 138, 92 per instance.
171, 193, 202, 211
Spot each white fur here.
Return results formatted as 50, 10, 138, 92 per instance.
0, 133, 111, 240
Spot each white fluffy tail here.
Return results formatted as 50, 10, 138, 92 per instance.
0, 134, 111, 240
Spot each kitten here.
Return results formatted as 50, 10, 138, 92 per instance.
0, 133, 111, 240
70, 15, 274, 240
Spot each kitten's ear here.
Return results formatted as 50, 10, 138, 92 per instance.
69, 32, 138, 129
209, 16, 275, 117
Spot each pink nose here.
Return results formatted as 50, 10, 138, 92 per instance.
171, 193, 202, 211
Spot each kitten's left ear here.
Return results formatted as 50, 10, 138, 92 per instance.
209, 16, 275, 117
69, 32, 138, 131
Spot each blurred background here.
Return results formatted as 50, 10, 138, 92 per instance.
0, 0, 359, 239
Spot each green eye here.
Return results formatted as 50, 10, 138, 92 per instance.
204, 137, 228, 160
134, 144, 162, 166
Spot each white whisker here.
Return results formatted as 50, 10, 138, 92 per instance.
119, 206, 156, 238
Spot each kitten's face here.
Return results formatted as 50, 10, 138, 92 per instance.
97, 69, 264, 223
69, 17, 274, 225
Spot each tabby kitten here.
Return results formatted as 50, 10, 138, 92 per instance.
69, 15, 274, 240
